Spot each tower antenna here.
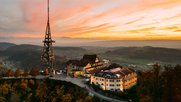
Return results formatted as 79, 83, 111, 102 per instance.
41, 0, 55, 76
48, 0, 49, 22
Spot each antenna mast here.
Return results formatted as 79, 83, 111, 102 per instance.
41, 0, 55, 76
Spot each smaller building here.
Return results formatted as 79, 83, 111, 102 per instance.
90, 66, 137, 91
66, 54, 104, 77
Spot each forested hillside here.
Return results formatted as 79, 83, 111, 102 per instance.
0, 79, 102, 102
1, 42, 181, 70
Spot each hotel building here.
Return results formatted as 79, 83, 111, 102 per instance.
90, 67, 137, 91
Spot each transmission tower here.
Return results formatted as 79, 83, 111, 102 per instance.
41, 0, 55, 76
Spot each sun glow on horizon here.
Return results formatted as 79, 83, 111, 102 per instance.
1, 0, 181, 40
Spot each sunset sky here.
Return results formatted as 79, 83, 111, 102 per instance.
1, 0, 181, 42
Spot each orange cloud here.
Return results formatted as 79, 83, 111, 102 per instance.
1, 0, 181, 40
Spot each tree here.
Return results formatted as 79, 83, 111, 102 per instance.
62, 93, 73, 102
56, 86, 64, 97
0, 82, 11, 96
14, 69, 21, 77
76, 99, 83, 102
135, 63, 161, 102
161, 65, 173, 102
0, 96, 6, 102
9, 93, 20, 102
29, 79, 35, 86
29, 68, 39, 76
22, 69, 29, 77
161, 65, 181, 102
53, 85, 64, 101
20, 79, 28, 90
36, 82, 48, 102
152, 63, 162, 102
4, 69, 14, 77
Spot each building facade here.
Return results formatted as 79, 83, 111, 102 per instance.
66, 54, 104, 77
90, 67, 137, 91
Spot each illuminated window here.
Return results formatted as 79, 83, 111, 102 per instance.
110, 84, 114, 86
109, 80, 114, 82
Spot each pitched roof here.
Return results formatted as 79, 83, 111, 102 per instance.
94, 67, 136, 78
82, 54, 97, 63
67, 54, 100, 67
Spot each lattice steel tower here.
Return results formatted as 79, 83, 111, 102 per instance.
41, 0, 55, 76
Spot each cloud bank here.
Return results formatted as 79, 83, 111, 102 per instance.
0, 0, 181, 41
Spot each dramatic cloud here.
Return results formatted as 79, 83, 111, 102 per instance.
0, 0, 181, 40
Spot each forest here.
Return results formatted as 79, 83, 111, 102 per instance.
0, 79, 102, 102
136, 64, 181, 102
1, 63, 181, 102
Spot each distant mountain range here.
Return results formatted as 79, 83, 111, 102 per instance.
2, 38, 181, 48
0, 42, 16, 51
0, 42, 86, 69
0, 42, 181, 70
104, 46, 181, 64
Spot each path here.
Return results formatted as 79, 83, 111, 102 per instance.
51, 75, 126, 102
2, 75, 127, 102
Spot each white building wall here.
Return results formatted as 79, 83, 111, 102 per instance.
90, 72, 137, 91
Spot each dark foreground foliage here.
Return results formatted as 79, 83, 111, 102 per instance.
0, 78, 102, 102
136, 64, 181, 102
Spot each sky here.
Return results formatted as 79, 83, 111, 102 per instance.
0, 0, 181, 45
